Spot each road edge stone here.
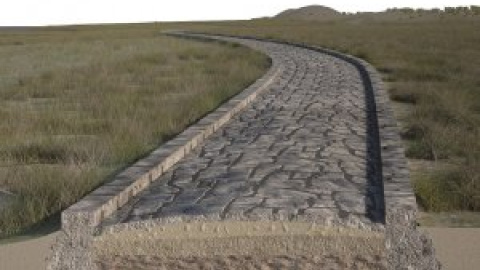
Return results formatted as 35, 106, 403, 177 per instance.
47, 35, 282, 270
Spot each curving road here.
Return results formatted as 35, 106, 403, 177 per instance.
49, 34, 439, 270
102, 35, 385, 230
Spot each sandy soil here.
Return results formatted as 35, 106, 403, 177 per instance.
96, 254, 386, 270
0, 232, 58, 270
0, 228, 479, 269
421, 227, 480, 270
93, 221, 385, 270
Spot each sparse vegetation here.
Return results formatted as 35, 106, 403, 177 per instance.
0, 25, 269, 237
177, 10, 480, 212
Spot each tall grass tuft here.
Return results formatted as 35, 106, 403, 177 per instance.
0, 25, 269, 237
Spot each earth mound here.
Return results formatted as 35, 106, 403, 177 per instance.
274, 5, 342, 20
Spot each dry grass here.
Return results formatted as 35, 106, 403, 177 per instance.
1, 11, 478, 236
174, 14, 480, 212
0, 25, 269, 237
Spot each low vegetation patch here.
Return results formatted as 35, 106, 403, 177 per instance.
178, 10, 480, 212
414, 167, 480, 211
0, 25, 269, 237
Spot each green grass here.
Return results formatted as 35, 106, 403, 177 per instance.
174, 14, 480, 212
1, 12, 478, 236
414, 168, 480, 211
0, 25, 270, 237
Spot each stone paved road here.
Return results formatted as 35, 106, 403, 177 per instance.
103, 37, 385, 229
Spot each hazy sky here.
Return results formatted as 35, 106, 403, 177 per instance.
1, 0, 477, 26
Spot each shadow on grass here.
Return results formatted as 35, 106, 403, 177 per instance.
0, 212, 60, 245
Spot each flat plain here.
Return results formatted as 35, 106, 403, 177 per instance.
0, 6, 479, 270
0, 24, 269, 237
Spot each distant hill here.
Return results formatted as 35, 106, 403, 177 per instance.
274, 5, 343, 20
271, 5, 480, 22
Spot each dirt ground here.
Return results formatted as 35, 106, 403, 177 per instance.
421, 227, 480, 270
96, 255, 386, 270
0, 232, 57, 270
0, 228, 479, 270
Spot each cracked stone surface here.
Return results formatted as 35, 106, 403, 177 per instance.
102, 37, 385, 229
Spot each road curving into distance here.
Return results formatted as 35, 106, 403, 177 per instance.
48, 32, 439, 270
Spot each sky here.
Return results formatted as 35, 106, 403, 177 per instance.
1, 0, 477, 26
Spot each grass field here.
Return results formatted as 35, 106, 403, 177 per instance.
0, 25, 269, 237
1, 11, 478, 237
174, 13, 480, 213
